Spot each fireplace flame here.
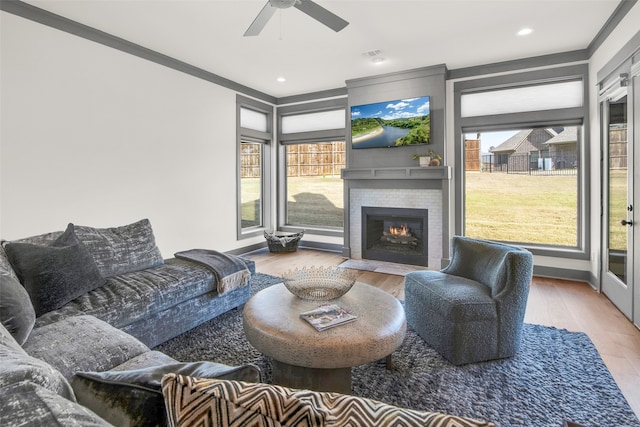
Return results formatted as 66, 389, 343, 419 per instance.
389, 224, 410, 237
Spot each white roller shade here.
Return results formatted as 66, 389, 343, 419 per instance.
461, 81, 583, 118
281, 109, 345, 134
241, 107, 268, 132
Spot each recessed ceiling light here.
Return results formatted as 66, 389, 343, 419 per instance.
371, 57, 386, 64
517, 28, 533, 36
276, 77, 286, 83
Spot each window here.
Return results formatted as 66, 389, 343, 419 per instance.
240, 141, 262, 229
277, 99, 347, 235
464, 126, 580, 247
454, 65, 589, 257
237, 96, 273, 238
285, 141, 345, 229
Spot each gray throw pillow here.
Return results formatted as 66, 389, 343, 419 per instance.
75, 219, 164, 277
0, 243, 19, 280
0, 273, 36, 344
3, 224, 105, 316
72, 362, 260, 427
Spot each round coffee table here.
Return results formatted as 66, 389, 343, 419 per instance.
243, 281, 406, 394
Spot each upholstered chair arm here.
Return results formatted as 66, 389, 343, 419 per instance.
492, 249, 533, 302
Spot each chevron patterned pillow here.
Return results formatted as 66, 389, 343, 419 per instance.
161, 374, 495, 427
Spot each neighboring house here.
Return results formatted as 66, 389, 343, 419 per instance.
545, 127, 579, 169
488, 127, 578, 172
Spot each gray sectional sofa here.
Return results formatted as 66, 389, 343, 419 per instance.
0, 219, 259, 426
0, 219, 255, 348
0, 219, 496, 427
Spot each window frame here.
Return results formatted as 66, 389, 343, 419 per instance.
237, 95, 273, 240
276, 98, 347, 236
453, 64, 591, 259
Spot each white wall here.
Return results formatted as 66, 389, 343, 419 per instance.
0, 12, 264, 256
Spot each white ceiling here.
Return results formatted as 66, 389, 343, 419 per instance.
24, 0, 622, 98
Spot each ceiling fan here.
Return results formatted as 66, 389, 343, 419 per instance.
244, 0, 349, 37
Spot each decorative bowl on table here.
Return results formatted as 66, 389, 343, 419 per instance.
281, 266, 359, 301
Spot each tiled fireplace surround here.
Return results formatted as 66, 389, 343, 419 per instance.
341, 166, 452, 269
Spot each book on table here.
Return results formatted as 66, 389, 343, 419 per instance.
299, 304, 357, 331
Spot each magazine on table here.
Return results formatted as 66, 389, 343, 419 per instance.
299, 304, 357, 331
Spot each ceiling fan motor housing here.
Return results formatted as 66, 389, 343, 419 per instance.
246, 0, 347, 36
269, 0, 299, 9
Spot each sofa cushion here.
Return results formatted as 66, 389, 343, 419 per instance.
0, 380, 111, 427
75, 219, 164, 277
404, 270, 497, 322
23, 315, 149, 381
161, 375, 496, 427
0, 322, 75, 401
3, 224, 105, 316
34, 258, 241, 332
0, 272, 36, 344
72, 361, 260, 427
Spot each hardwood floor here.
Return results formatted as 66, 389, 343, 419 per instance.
245, 248, 640, 418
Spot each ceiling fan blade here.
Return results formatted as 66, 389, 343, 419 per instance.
244, 2, 277, 37
294, 0, 349, 32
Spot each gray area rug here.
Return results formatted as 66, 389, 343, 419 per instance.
155, 273, 640, 427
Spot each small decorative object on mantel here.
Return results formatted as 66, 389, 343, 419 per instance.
264, 230, 304, 253
412, 149, 442, 167
281, 266, 358, 300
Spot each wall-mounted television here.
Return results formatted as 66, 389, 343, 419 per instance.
351, 96, 431, 149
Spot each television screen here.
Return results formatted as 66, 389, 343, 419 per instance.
351, 96, 431, 149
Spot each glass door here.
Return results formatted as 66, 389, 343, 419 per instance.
602, 90, 634, 320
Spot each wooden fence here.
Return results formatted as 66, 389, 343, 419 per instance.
609, 126, 628, 169
465, 139, 481, 171
241, 142, 346, 178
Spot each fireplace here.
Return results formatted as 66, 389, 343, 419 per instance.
362, 207, 429, 267
342, 166, 450, 269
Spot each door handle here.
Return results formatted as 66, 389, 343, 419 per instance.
621, 219, 633, 226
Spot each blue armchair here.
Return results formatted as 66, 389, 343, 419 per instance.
404, 236, 533, 365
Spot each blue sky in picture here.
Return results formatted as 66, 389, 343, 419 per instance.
351, 96, 430, 121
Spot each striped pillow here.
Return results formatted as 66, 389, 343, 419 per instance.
161, 374, 495, 427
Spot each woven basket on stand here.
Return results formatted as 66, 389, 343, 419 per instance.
264, 230, 305, 253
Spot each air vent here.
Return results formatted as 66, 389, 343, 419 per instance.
362, 49, 383, 58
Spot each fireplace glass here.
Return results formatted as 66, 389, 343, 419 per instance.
361, 207, 428, 267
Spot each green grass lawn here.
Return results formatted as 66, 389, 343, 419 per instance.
241, 176, 344, 228
240, 178, 261, 228
465, 171, 578, 246
608, 169, 628, 251
286, 176, 344, 227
